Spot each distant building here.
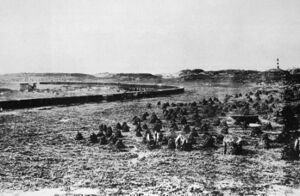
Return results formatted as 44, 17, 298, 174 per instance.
262, 59, 290, 82
262, 68, 290, 82
20, 83, 37, 92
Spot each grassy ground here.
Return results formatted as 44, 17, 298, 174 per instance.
0, 83, 300, 195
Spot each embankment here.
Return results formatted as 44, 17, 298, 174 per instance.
0, 82, 184, 110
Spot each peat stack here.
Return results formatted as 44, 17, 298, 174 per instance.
141, 112, 149, 121
115, 139, 126, 149
106, 126, 113, 137
132, 116, 141, 125
99, 136, 108, 145
146, 103, 152, 108
134, 124, 142, 132
223, 136, 244, 155
181, 141, 192, 151
97, 130, 104, 137
90, 133, 98, 143
202, 134, 215, 148
150, 113, 158, 123
136, 130, 142, 137
114, 129, 123, 138
99, 124, 107, 132
75, 132, 84, 140
142, 123, 148, 130
116, 122, 122, 130
122, 122, 130, 132
167, 138, 176, 149
153, 122, 162, 132
147, 139, 157, 150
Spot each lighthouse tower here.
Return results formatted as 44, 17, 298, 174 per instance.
277, 58, 280, 69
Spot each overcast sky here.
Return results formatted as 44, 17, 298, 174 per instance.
0, 0, 300, 74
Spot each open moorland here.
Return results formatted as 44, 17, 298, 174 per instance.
1, 80, 300, 195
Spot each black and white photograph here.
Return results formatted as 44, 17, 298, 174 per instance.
1, 0, 300, 195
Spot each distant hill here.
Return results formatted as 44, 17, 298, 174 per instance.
94, 72, 115, 78
0, 72, 163, 83
95, 72, 162, 82
0, 73, 97, 83
179, 69, 261, 82
2, 68, 298, 84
